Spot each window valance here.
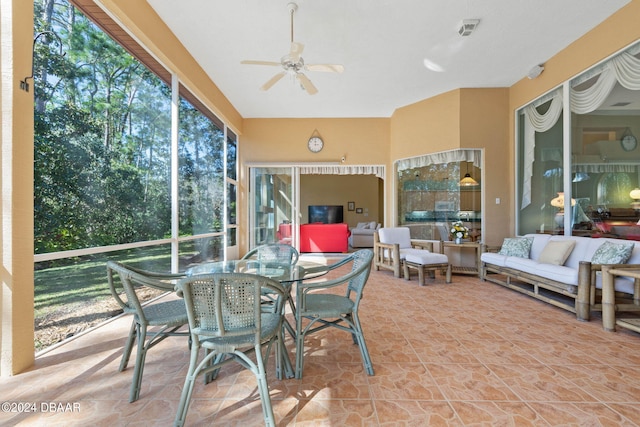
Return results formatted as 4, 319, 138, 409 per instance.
300, 165, 385, 179
573, 163, 639, 174
396, 149, 481, 172
570, 52, 640, 114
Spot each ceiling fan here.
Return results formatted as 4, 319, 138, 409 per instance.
240, 2, 344, 95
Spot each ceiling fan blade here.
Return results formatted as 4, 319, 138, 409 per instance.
260, 71, 286, 91
305, 63, 345, 73
296, 73, 318, 95
241, 60, 282, 67
290, 42, 304, 61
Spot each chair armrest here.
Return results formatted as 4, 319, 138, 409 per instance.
410, 239, 435, 251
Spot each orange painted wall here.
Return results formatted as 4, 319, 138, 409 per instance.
389, 88, 510, 246
239, 118, 389, 250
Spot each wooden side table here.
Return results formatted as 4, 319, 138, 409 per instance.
441, 241, 482, 277
601, 266, 640, 332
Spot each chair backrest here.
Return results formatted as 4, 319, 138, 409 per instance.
345, 249, 374, 299
436, 223, 451, 241
176, 273, 284, 339
242, 244, 300, 265
377, 227, 412, 248
107, 261, 172, 318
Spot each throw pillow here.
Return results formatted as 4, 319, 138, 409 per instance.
591, 241, 635, 264
499, 237, 534, 258
368, 221, 377, 230
538, 240, 576, 265
356, 222, 368, 229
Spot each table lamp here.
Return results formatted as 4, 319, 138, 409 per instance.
550, 192, 575, 227
631, 188, 640, 210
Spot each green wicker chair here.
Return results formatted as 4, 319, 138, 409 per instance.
242, 243, 300, 265
174, 273, 286, 427
106, 261, 189, 403
294, 249, 374, 379
243, 243, 300, 339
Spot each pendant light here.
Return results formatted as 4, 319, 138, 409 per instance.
459, 163, 479, 186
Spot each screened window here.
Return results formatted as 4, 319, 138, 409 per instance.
32, 0, 237, 350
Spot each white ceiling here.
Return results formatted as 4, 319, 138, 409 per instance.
146, 0, 632, 119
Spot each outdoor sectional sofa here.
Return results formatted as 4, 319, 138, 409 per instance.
481, 233, 640, 321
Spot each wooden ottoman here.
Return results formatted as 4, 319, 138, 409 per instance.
403, 252, 451, 285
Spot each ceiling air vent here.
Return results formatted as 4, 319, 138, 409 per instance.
458, 19, 480, 37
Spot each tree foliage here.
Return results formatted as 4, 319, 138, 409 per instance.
34, 0, 226, 254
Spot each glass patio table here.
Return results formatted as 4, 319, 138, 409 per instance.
185, 258, 330, 378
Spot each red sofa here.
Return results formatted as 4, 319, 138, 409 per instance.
299, 223, 351, 253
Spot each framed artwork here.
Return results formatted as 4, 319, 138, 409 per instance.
348, 201, 355, 211
356, 208, 363, 214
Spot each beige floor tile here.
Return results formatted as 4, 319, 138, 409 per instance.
4, 265, 640, 426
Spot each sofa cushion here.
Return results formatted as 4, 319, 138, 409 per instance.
404, 250, 448, 265
505, 256, 579, 286
356, 222, 369, 229
378, 227, 412, 249
591, 240, 635, 264
538, 240, 576, 265
499, 237, 533, 258
481, 252, 509, 267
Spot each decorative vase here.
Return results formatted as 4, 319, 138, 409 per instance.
455, 237, 462, 244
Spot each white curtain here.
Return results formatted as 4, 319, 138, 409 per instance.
300, 165, 385, 179
521, 91, 563, 209
573, 163, 639, 173
520, 49, 640, 210
396, 149, 481, 172
571, 52, 640, 114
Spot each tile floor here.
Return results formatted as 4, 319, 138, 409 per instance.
2, 257, 640, 426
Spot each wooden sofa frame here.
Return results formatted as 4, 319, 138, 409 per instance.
481, 259, 640, 321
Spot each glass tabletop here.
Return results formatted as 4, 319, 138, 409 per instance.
185, 259, 330, 283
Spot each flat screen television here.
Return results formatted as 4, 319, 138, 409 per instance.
308, 205, 344, 224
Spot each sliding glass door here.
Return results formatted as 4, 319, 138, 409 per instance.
249, 167, 298, 249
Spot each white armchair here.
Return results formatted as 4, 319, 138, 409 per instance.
374, 227, 450, 283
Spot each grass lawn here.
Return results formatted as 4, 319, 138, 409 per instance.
33, 245, 182, 351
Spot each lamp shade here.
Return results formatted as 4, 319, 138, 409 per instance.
630, 188, 640, 200
550, 192, 575, 209
459, 173, 479, 186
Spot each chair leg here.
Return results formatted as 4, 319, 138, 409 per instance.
129, 325, 147, 402
295, 322, 305, 379
253, 344, 276, 427
403, 262, 410, 280
351, 313, 374, 376
417, 266, 425, 286
175, 346, 202, 427
119, 320, 137, 371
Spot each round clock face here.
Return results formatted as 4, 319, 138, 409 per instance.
621, 135, 637, 152
308, 136, 324, 153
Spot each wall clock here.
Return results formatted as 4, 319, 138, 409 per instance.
621, 134, 637, 152
308, 136, 323, 152
307, 130, 324, 153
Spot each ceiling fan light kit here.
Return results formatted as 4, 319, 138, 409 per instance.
240, 2, 343, 95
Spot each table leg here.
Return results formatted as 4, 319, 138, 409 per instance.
602, 266, 616, 332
